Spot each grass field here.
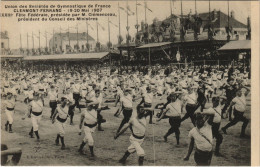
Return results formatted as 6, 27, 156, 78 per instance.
1, 92, 251, 166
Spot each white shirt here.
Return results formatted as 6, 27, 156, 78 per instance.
143, 92, 153, 103
207, 106, 221, 123
130, 117, 146, 137
188, 123, 213, 152
72, 84, 81, 93
30, 100, 43, 113
120, 94, 133, 108
4, 98, 16, 109
166, 99, 182, 117
57, 105, 69, 119
185, 92, 197, 105
83, 109, 97, 125
49, 91, 57, 101
232, 95, 246, 112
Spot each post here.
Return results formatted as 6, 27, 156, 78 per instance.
20, 33, 22, 51
195, 0, 197, 14
53, 28, 55, 54
126, 0, 130, 62
45, 31, 47, 49
108, 16, 111, 50
86, 21, 89, 51
39, 30, 41, 51
27, 33, 29, 50
60, 26, 62, 52
68, 25, 70, 47
96, 21, 99, 42
118, 2, 121, 45
218, 59, 220, 70
136, 0, 139, 34
149, 47, 151, 66
77, 24, 79, 52
227, 0, 230, 41
203, 59, 206, 70
32, 31, 34, 50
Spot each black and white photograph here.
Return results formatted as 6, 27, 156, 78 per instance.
1, 0, 259, 166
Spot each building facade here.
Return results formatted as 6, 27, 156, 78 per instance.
49, 32, 96, 53
1, 31, 9, 55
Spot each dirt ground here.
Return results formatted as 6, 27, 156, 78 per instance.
1, 92, 251, 166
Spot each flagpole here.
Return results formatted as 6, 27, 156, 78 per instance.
227, 0, 230, 41
44, 31, 46, 49
27, 32, 29, 51
96, 21, 99, 43
76, 24, 79, 52
136, 0, 139, 34
68, 25, 70, 48
39, 30, 41, 52
118, 2, 121, 44
118, 2, 122, 73
32, 31, 34, 50
195, 0, 197, 15
126, 0, 130, 63
86, 21, 89, 51
53, 28, 55, 54
20, 33, 22, 49
108, 16, 111, 50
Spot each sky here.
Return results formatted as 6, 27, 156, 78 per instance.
0, 0, 251, 49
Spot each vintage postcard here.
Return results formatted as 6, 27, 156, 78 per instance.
0, 0, 259, 166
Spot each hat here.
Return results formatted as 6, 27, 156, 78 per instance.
33, 93, 39, 97
124, 88, 131, 92
6, 92, 13, 96
174, 91, 183, 94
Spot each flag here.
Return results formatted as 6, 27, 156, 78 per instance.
119, 6, 126, 11
144, 2, 153, 12
147, 8, 153, 12
127, 5, 135, 15
109, 21, 118, 28
88, 24, 94, 30
98, 23, 105, 31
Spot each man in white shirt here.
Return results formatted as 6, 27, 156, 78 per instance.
181, 87, 198, 126
116, 88, 134, 133
52, 97, 69, 150
114, 106, 147, 166
183, 112, 215, 166
206, 96, 225, 156
157, 92, 183, 145
221, 88, 250, 138
48, 85, 58, 119
78, 103, 98, 157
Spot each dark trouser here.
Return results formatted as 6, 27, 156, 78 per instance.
181, 104, 197, 126
222, 109, 249, 135
222, 99, 232, 116
97, 108, 104, 128
117, 108, 133, 133
49, 101, 57, 118
194, 149, 213, 166
156, 102, 170, 119
165, 116, 181, 144
212, 123, 223, 152
144, 103, 153, 123
197, 97, 206, 112
73, 93, 81, 109
68, 105, 75, 123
